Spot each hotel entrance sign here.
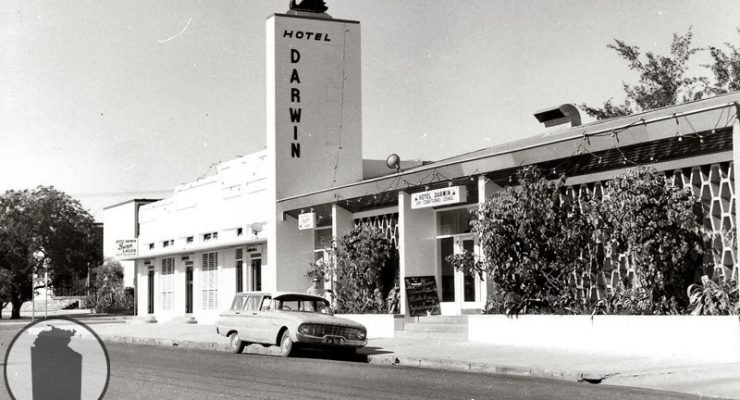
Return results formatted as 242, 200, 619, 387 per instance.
411, 186, 467, 209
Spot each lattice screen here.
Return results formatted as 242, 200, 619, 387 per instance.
565, 161, 736, 301
354, 213, 399, 249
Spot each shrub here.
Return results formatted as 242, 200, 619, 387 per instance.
312, 225, 397, 314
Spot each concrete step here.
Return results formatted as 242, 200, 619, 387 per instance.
408, 315, 469, 324
394, 329, 468, 341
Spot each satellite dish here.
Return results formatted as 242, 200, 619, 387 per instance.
386, 154, 401, 172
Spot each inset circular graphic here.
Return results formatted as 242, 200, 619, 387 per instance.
4, 317, 110, 400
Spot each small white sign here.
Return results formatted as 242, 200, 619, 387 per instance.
298, 213, 316, 230
411, 186, 467, 209
115, 239, 138, 258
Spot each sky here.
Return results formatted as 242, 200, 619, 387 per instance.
1, 0, 739, 221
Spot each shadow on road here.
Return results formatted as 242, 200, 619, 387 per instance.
241, 343, 393, 363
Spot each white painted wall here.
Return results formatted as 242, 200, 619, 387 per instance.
469, 315, 740, 361
274, 215, 314, 293
337, 314, 398, 339
398, 191, 437, 316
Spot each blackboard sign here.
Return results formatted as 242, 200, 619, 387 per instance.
404, 276, 441, 317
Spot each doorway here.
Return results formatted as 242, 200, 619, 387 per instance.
185, 266, 193, 314
439, 234, 482, 315
249, 254, 262, 291
147, 269, 155, 314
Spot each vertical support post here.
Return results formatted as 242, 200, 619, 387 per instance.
733, 106, 739, 294
397, 191, 408, 317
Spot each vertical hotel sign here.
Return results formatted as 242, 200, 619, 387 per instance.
266, 14, 363, 199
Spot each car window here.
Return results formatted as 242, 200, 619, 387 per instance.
273, 296, 333, 315
259, 296, 272, 311
244, 295, 260, 311
230, 296, 245, 311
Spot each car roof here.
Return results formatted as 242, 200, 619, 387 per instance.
234, 291, 326, 301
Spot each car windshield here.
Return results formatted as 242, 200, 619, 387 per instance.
273, 295, 333, 315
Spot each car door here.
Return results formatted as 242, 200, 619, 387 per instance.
238, 295, 262, 342
253, 295, 274, 343
222, 295, 245, 334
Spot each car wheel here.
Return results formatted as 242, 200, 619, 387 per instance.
229, 332, 246, 354
279, 330, 293, 357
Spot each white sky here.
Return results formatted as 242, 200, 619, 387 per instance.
1, 0, 739, 220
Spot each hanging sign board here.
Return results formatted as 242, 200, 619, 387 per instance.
298, 212, 316, 230
114, 239, 137, 258
411, 186, 467, 209
404, 276, 441, 317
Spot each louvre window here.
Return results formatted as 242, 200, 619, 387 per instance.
201, 252, 218, 310
160, 258, 175, 311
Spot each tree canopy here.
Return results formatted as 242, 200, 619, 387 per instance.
0, 186, 100, 319
583, 27, 740, 120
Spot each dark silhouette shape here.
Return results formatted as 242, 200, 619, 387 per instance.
289, 0, 328, 13
31, 326, 81, 400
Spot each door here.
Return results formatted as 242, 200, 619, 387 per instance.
457, 237, 480, 310
147, 270, 155, 314
249, 255, 262, 291
185, 266, 193, 314
439, 235, 482, 315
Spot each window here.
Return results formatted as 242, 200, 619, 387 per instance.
203, 232, 218, 241
230, 296, 245, 311
186, 236, 194, 244
149, 243, 155, 250
162, 239, 173, 248
244, 295, 260, 311
160, 258, 175, 311
235, 249, 244, 293
237, 228, 243, 236
201, 252, 218, 310
259, 296, 272, 311
437, 207, 475, 236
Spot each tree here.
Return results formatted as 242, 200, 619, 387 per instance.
0, 186, 100, 319
331, 225, 395, 314
703, 28, 740, 95
472, 166, 594, 315
582, 28, 704, 119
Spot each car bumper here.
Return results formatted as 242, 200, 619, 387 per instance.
296, 333, 367, 348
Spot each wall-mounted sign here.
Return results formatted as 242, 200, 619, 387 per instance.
298, 212, 316, 230
267, 14, 363, 199
411, 186, 467, 209
115, 239, 137, 258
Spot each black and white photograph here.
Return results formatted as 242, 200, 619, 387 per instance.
1, 1, 739, 399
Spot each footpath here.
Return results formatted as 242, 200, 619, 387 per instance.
4, 313, 739, 399
87, 318, 740, 399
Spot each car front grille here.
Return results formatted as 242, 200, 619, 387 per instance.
303, 324, 354, 338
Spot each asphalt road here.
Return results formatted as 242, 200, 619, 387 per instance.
0, 323, 709, 400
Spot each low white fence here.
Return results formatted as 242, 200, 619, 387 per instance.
336, 314, 400, 339
468, 314, 740, 361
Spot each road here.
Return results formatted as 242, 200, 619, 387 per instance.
0, 323, 709, 400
